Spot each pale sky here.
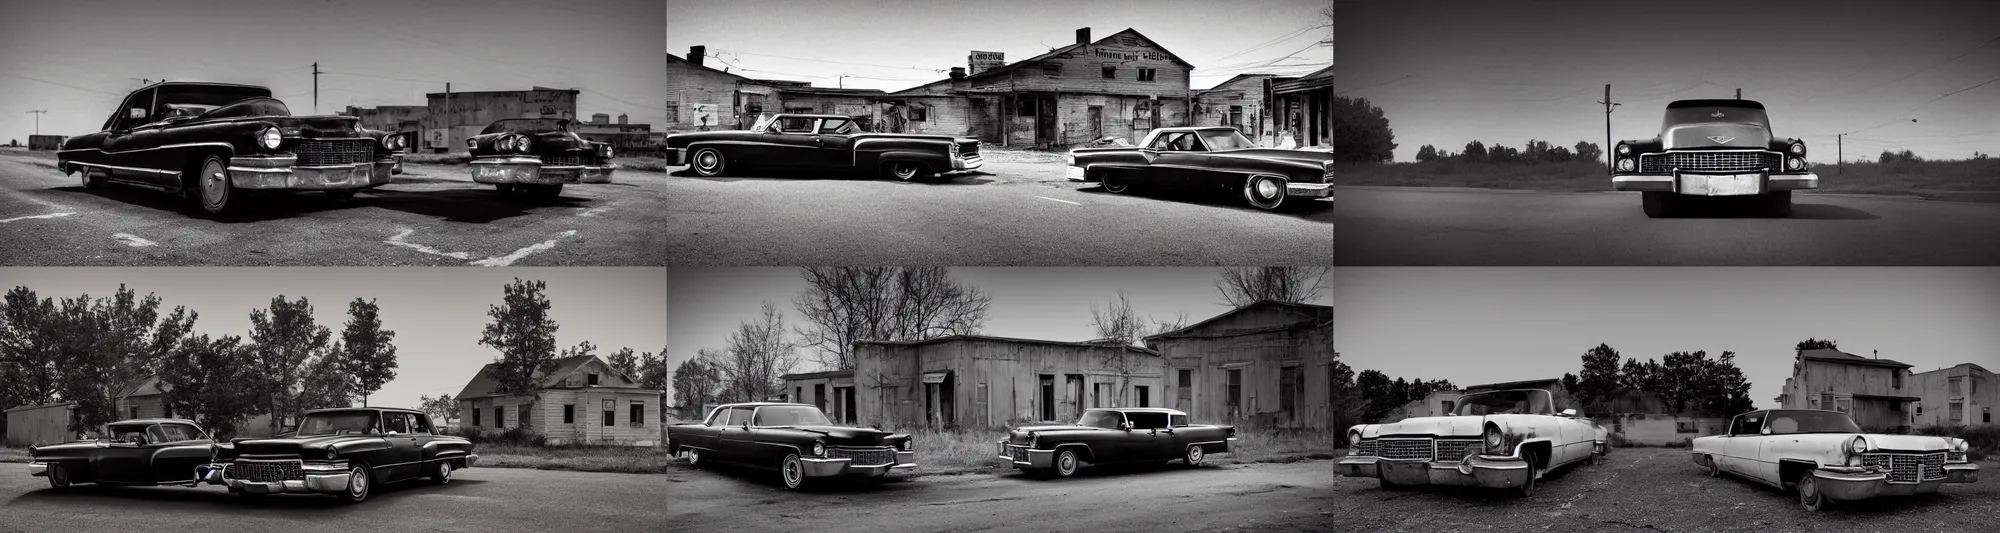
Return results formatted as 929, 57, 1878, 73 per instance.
665, 267, 1335, 401
666, 0, 1333, 92
0, 268, 668, 410
1335, 268, 2000, 409
0, 0, 666, 142
1337, 0, 2000, 163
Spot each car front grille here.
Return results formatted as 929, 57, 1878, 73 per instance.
226, 459, 303, 483
1862, 452, 1947, 483
1004, 444, 1028, 462
830, 446, 896, 466
1378, 438, 1434, 460
543, 152, 596, 167
1638, 151, 1781, 174
294, 139, 375, 167
1434, 439, 1483, 460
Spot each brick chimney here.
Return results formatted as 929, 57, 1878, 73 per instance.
688, 45, 706, 67
1076, 27, 1090, 44
950, 67, 965, 79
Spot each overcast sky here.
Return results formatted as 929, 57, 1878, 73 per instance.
667, 0, 1332, 92
665, 267, 1334, 401
0, 267, 668, 411
1337, 0, 2000, 163
1335, 268, 2000, 410
0, 0, 666, 142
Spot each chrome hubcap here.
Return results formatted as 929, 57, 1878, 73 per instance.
440, 463, 451, 481
785, 459, 800, 485
203, 162, 227, 207
896, 164, 914, 178
1060, 454, 1074, 472
696, 151, 717, 171
351, 468, 367, 496
1256, 180, 1279, 197
1190, 448, 1202, 462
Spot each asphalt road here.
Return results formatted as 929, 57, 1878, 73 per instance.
1336, 186, 2000, 265
0, 463, 671, 532
656, 153, 1335, 265
0, 153, 672, 266
1323, 447, 1999, 533
666, 459, 1337, 532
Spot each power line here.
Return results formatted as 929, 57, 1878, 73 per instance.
4, 73, 126, 96
1854, 34, 2000, 94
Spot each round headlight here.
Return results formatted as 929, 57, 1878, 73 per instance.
326, 448, 339, 460
259, 127, 282, 150
1788, 157, 1805, 170
604, 146, 613, 158
1484, 426, 1504, 453
1951, 439, 1969, 453
1617, 158, 1635, 172
1790, 142, 1806, 155
515, 135, 532, 152
467, 138, 478, 149
901, 440, 911, 451
811, 441, 825, 457
391, 135, 404, 150
1348, 430, 1361, 445
1849, 436, 1867, 454
1616, 143, 1631, 155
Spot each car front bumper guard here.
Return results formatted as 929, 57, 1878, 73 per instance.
206, 461, 353, 495
1337, 454, 1533, 490
1286, 181, 1333, 199
997, 442, 1060, 469
228, 156, 379, 190
27, 462, 48, 476
951, 154, 983, 171
797, 451, 916, 478
1611, 171, 1819, 195
1811, 463, 1978, 501
471, 156, 616, 185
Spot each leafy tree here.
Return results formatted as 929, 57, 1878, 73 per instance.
606, 346, 640, 380
637, 347, 671, 391
1575, 343, 1623, 413
1574, 141, 1602, 163
794, 267, 989, 371
248, 295, 331, 433
1326, 357, 1363, 445
1355, 369, 1395, 422
1415, 144, 1439, 162
64, 286, 197, 432
159, 333, 264, 438
716, 302, 798, 403
1332, 96, 1397, 163
1561, 373, 1581, 396
295, 343, 354, 412
479, 278, 563, 406
338, 298, 397, 406
1462, 140, 1487, 161
1795, 338, 1837, 353
1214, 267, 1329, 307
417, 394, 459, 426
0, 287, 68, 415
673, 354, 720, 411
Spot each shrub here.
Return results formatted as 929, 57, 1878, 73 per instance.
464, 426, 546, 448
1915, 425, 1999, 461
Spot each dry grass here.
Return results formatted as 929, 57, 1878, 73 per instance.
476, 443, 681, 474
1337, 158, 2000, 196
0, 447, 29, 463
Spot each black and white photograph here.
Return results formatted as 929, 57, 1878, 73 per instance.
0, 267, 671, 530
663, 0, 1335, 266
1333, 0, 2000, 265
0, 0, 668, 266
1333, 267, 1999, 529
661, 267, 1336, 530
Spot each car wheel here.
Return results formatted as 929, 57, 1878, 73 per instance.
1511, 451, 1540, 498
885, 161, 931, 181
1243, 174, 1286, 210
686, 448, 703, 469
1053, 449, 1080, 478
79, 166, 106, 189
690, 147, 727, 177
1762, 191, 1794, 217
1797, 473, 1828, 511
430, 460, 453, 485
1101, 171, 1132, 194
326, 189, 358, 202
1642, 191, 1673, 218
46, 464, 70, 490
1184, 444, 1206, 466
1587, 445, 1600, 466
1707, 455, 1722, 477
193, 154, 239, 215
779, 453, 808, 491
336, 463, 372, 503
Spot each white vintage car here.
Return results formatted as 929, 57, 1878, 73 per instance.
1691, 409, 1978, 511
1338, 388, 1609, 497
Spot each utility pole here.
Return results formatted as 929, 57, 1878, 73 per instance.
444, 82, 452, 153
1597, 84, 1620, 174
25, 110, 47, 135
1837, 133, 1844, 175
1736, 88, 1741, 100
312, 62, 321, 114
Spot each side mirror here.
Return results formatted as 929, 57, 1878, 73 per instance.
127, 108, 146, 119
1560, 409, 1578, 418
1760, 427, 1772, 435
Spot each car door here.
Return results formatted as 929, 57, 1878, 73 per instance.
408, 414, 441, 477
93, 426, 152, 483
1143, 132, 1208, 189
145, 423, 212, 484
760, 117, 822, 167
717, 406, 758, 464
1127, 412, 1174, 460
813, 118, 858, 168
1721, 413, 1766, 478
99, 88, 174, 183
378, 412, 424, 482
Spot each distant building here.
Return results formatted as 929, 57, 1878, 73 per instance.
667, 47, 756, 132
1270, 64, 1333, 149
455, 354, 662, 446
342, 105, 427, 151
4, 403, 74, 447
1911, 363, 1995, 427
841, 335, 1166, 429
420, 87, 580, 153
1774, 348, 1918, 432
1144, 301, 1335, 429
28, 134, 65, 151
777, 369, 857, 424
1194, 74, 1280, 141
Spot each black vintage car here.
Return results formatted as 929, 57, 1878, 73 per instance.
666, 402, 915, 490
57, 81, 406, 214
202, 407, 477, 503
1611, 99, 1819, 218
467, 118, 616, 199
998, 408, 1236, 479
1067, 127, 1334, 210
665, 114, 982, 181
26, 418, 217, 490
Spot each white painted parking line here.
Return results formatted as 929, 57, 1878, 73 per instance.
1036, 196, 1081, 205
112, 233, 156, 247
384, 228, 473, 260
0, 212, 74, 223
471, 230, 578, 267
577, 207, 613, 217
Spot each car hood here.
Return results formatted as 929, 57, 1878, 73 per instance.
230, 435, 374, 456
1212, 148, 1339, 164
527, 130, 593, 151
1857, 433, 1955, 452
851, 133, 978, 144
1661, 122, 1772, 150
1361, 415, 1488, 438
767, 425, 898, 445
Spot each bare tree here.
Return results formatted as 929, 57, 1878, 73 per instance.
1090, 291, 1160, 408
794, 267, 990, 370
715, 302, 798, 404
1214, 267, 1330, 307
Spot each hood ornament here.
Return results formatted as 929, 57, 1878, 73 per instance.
1707, 135, 1736, 144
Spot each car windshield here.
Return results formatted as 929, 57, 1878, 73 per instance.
162, 103, 220, 119
295, 412, 380, 437
483, 119, 570, 134
1765, 410, 1862, 434
107, 425, 152, 443
1454, 390, 1553, 416
1077, 410, 1123, 429
1197, 129, 1257, 151
157, 85, 274, 109
151, 423, 206, 442
753, 406, 831, 426
1663, 106, 1771, 130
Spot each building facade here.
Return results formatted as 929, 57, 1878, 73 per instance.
1194, 74, 1278, 142
1271, 64, 1334, 149
1143, 301, 1335, 429
456, 354, 663, 446
1773, 348, 1918, 432
4, 403, 74, 447
1911, 363, 1995, 427
844, 335, 1165, 430
777, 369, 858, 424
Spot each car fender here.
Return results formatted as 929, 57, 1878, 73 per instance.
872, 150, 944, 170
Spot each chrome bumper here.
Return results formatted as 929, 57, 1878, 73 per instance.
1337, 455, 1533, 490
666, 148, 685, 167
215, 461, 351, 494
371, 158, 396, 185
997, 442, 1059, 469
1812, 463, 1978, 501
1065, 165, 1087, 182
228, 156, 376, 190
952, 154, 983, 171
1611, 172, 1819, 194
27, 462, 48, 476
1287, 181, 1333, 198
471, 156, 615, 185
462, 454, 480, 468
797, 451, 917, 478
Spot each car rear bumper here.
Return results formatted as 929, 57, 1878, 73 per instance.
1611, 172, 1818, 194
228, 156, 376, 190
1338, 455, 1533, 489
471, 156, 616, 185
27, 462, 48, 476
798, 451, 916, 478
1287, 181, 1333, 199
1812, 463, 1977, 501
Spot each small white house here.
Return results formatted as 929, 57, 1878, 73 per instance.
457, 354, 663, 446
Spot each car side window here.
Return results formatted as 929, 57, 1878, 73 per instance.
776, 118, 816, 133
819, 119, 851, 134
1147, 132, 1178, 150
112, 89, 155, 131
725, 407, 753, 426
1169, 414, 1188, 427
385, 412, 410, 434
1129, 412, 1166, 430
410, 413, 434, 434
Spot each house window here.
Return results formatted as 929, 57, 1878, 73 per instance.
1135, 385, 1149, 407
1093, 382, 1111, 408
796, 386, 804, 404
588, 373, 600, 386
1039, 374, 1056, 421
1677, 420, 1697, 433
520, 405, 529, 426
1138, 68, 1157, 82
630, 402, 645, 426
130, 405, 139, 419
1918, 404, 1924, 416
1893, 370, 1902, 389
1834, 397, 1850, 413
495, 407, 505, 428
472, 407, 482, 427
1102, 66, 1116, 79
1985, 407, 1991, 423
1226, 369, 1242, 416
1041, 63, 1061, 76
814, 384, 827, 412
1016, 99, 1037, 117
1178, 369, 1194, 410
603, 408, 614, 427
1279, 366, 1301, 417
564, 404, 575, 424
1950, 402, 1964, 422
910, 107, 928, 121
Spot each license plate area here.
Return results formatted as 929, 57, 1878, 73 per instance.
1678, 173, 1763, 196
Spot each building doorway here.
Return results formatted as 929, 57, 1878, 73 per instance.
1040, 375, 1055, 421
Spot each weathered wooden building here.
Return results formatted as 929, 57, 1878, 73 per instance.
417, 87, 579, 153
4, 403, 74, 447
1774, 348, 1917, 432
1272, 64, 1334, 149
843, 335, 1165, 430
884, 27, 1195, 148
777, 369, 858, 424
456, 354, 663, 446
667, 47, 753, 132
1911, 362, 1995, 427
1143, 301, 1335, 429
1194, 74, 1280, 141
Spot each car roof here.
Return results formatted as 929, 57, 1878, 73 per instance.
769, 114, 855, 120
108, 418, 199, 426
1667, 99, 1765, 110
716, 402, 811, 408
304, 407, 424, 414
1086, 407, 1188, 415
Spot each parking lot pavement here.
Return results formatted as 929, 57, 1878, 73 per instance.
655, 156, 1335, 266
665, 458, 1337, 532
1323, 447, 1998, 533
0, 155, 671, 266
